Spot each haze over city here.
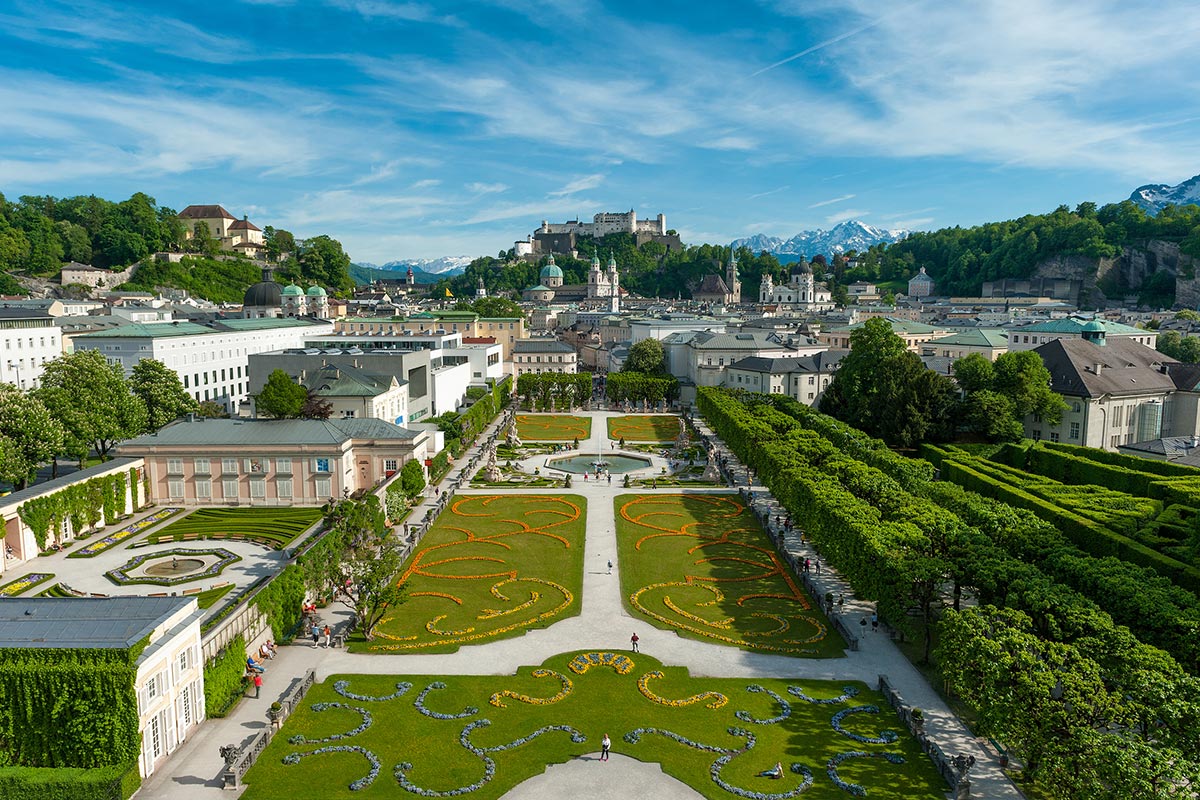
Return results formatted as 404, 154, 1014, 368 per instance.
2, 0, 1198, 261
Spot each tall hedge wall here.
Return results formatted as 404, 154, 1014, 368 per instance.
203, 634, 248, 719
0, 763, 140, 800
0, 648, 141, 769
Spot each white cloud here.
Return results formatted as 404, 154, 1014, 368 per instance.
748, 186, 790, 200
549, 174, 605, 197
411, 178, 442, 189
466, 182, 508, 195
807, 193, 856, 209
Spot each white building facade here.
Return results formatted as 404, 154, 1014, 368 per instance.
73, 318, 334, 413
0, 307, 62, 389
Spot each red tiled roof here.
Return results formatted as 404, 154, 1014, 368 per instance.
232, 241, 265, 249
229, 218, 262, 231
178, 204, 236, 220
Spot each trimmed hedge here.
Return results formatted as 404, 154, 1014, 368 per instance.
0, 763, 140, 800
939, 455, 1200, 593
1043, 440, 1200, 477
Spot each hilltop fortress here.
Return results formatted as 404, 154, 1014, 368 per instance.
515, 209, 682, 258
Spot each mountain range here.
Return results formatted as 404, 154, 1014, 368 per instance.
1129, 173, 1200, 215
731, 220, 909, 260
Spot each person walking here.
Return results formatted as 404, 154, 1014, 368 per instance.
871, 612, 879, 634
312, 626, 320, 648
253, 671, 263, 699
600, 733, 611, 762
860, 617, 868, 638
607, 560, 613, 575
323, 624, 332, 648
630, 632, 640, 652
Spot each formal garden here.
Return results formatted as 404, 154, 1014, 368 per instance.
514, 414, 592, 442
241, 652, 945, 800
361, 494, 587, 654
140, 507, 323, 549
615, 493, 843, 658
607, 414, 681, 443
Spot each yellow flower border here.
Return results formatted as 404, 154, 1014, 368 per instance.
567, 652, 635, 675
637, 670, 727, 709
489, 669, 573, 708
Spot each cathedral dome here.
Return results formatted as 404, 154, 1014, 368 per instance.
282, 283, 304, 297
791, 259, 813, 275
540, 260, 563, 280
243, 280, 282, 308
306, 285, 328, 297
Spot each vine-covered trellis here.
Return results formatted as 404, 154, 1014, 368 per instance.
17, 471, 132, 551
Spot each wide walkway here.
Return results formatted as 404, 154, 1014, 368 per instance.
137, 407, 1017, 800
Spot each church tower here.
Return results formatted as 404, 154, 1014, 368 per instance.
475, 277, 487, 299
608, 254, 620, 313
759, 272, 774, 304
726, 247, 742, 304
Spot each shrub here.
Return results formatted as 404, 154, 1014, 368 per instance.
204, 635, 249, 718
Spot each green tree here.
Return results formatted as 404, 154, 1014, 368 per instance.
186, 221, 220, 257
197, 399, 228, 418
300, 389, 334, 420
993, 350, 1068, 424
263, 226, 296, 263
961, 390, 1024, 442
36, 350, 147, 464
400, 458, 426, 497
623, 338, 667, 374
130, 358, 198, 432
457, 296, 524, 318
255, 369, 307, 418
1175, 309, 1200, 321
0, 385, 64, 488
297, 234, 354, 291
819, 318, 956, 447
952, 353, 996, 395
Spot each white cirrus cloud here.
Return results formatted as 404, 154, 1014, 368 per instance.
807, 193, 856, 209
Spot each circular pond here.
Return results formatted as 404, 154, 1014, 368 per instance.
549, 453, 652, 474
145, 558, 205, 576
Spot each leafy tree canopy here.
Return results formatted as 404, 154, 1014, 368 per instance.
622, 338, 667, 374
36, 349, 147, 463
130, 358, 198, 432
255, 369, 308, 419
0, 385, 64, 488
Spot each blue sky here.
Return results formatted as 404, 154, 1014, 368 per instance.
0, 0, 1197, 262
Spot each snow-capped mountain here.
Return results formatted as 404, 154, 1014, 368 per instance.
353, 256, 474, 276
1130, 174, 1200, 215
732, 220, 908, 258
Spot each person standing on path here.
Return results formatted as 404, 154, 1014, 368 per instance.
630, 632, 640, 652
600, 733, 611, 761
871, 612, 879, 634
607, 560, 613, 575
253, 672, 263, 698
860, 618, 868, 638
312, 626, 320, 648
323, 624, 332, 648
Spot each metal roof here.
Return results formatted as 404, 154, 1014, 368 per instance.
119, 418, 419, 450
0, 597, 192, 650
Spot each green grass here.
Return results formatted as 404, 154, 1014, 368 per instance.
608, 415, 681, 443
359, 494, 587, 654
192, 583, 236, 609
615, 493, 846, 658
36, 583, 76, 597
143, 507, 323, 549
239, 652, 945, 800
515, 414, 592, 441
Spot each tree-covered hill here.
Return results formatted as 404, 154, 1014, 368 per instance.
847, 201, 1200, 297
0, 190, 354, 300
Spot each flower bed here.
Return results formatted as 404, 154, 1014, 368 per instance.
241, 652, 946, 800
104, 547, 240, 587
0, 572, 54, 597
68, 507, 182, 558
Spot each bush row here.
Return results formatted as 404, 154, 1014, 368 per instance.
0, 764, 140, 800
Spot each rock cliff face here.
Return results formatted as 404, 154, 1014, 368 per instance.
1028, 240, 1197, 308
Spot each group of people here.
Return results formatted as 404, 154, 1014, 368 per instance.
312, 623, 333, 648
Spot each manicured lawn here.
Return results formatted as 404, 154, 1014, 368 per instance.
515, 414, 592, 441
143, 507, 323, 549
240, 652, 945, 800
193, 582, 236, 609
36, 582, 74, 597
608, 414, 681, 443
615, 493, 845, 658
360, 494, 587, 654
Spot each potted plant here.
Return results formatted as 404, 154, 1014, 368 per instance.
910, 708, 924, 733
267, 701, 283, 723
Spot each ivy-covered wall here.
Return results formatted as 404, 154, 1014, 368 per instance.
202, 634, 248, 719
0, 648, 141, 769
251, 565, 305, 643
17, 471, 131, 551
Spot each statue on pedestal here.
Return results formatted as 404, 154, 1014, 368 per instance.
484, 440, 501, 482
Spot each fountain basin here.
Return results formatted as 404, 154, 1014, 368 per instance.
548, 453, 652, 474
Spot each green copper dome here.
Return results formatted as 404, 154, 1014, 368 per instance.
282, 283, 304, 297
306, 285, 328, 297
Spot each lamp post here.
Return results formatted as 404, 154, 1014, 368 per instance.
6, 361, 21, 390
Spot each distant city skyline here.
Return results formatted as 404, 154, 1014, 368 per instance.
0, 0, 1196, 262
